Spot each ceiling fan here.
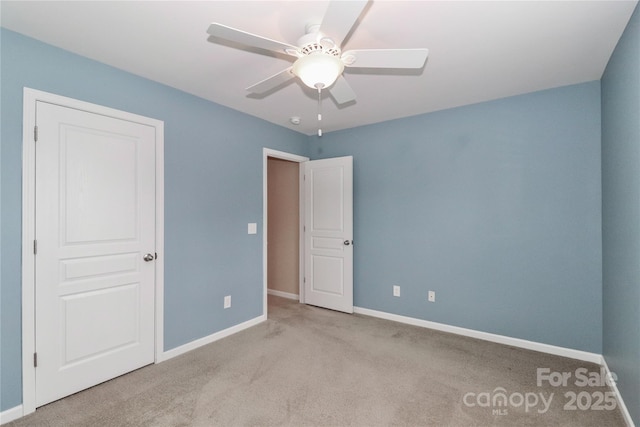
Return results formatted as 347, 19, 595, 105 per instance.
207, 0, 429, 134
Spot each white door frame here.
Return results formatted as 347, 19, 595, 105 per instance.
21, 88, 165, 416
262, 148, 309, 315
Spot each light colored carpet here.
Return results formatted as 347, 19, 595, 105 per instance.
8, 296, 625, 426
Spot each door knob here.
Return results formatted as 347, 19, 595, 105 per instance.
344, 240, 351, 246
143, 253, 155, 262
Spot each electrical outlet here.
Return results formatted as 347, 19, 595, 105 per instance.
428, 291, 436, 302
393, 285, 401, 297
224, 295, 231, 309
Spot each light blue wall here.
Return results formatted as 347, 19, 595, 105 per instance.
0, 29, 308, 411
2, 20, 626, 417
602, 2, 640, 425
309, 82, 603, 353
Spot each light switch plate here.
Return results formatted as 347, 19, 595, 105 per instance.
248, 223, 257, 234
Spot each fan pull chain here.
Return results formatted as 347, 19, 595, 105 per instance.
317, 85, 323, 137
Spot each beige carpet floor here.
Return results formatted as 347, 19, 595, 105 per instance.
8, 296, 626, 426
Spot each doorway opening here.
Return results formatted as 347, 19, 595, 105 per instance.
262, 149, 308, 317
267, 157, 300, 299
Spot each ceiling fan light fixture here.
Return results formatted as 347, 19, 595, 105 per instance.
292, 52, 344, 89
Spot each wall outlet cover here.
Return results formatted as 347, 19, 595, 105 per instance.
224, 295, 231, 308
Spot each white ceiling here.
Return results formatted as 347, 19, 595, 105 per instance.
2, 1, 637, 136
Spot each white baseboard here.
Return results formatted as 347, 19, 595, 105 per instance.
0, 405, 23, 425
267, 289, 299, 300
601, 356, 636, 427
5, 309, 631, 426
157, 314, 266, 362
353, 306, 602, 364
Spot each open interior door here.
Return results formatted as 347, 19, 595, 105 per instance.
303, 156, 353, 313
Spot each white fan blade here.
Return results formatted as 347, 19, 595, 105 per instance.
329, 75, 356, 105
207, 23, 299, 57
246, 67, 295, 94
342, 49, 429, 69
320, 0, 369, 48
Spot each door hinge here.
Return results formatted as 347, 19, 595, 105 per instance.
155, 252, 158, 260
33, 352, 38, 367
34, 240, 38, 255
34, 125, 38, 142
303, 277, 306, 283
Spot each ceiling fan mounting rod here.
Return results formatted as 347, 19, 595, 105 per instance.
305, 23, 321, 34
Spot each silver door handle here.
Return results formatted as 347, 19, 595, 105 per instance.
143, 253, 155, 262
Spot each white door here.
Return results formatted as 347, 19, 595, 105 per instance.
304, 156, 353, 313
35, 101, 156, 406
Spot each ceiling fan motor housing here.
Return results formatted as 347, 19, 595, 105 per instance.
296, 29, 341, 58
